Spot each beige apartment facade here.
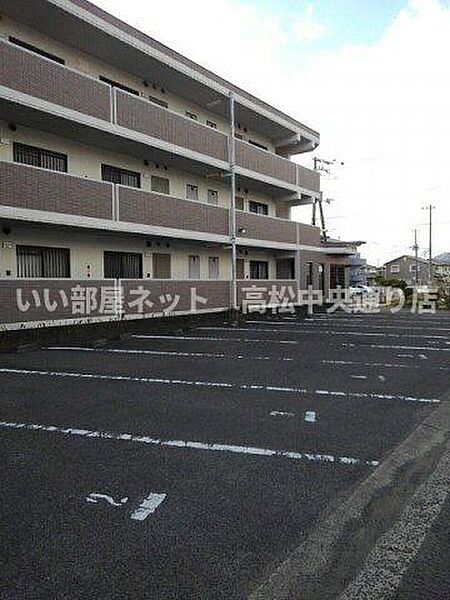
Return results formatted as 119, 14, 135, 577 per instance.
0, 0, 353, 329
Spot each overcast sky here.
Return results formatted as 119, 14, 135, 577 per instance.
93, 0, 450, 265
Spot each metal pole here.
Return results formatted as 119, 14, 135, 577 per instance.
413, 229, 419, 284
428, 205, 433, 284
228, 92, 238, 312
318, 192, 327, 241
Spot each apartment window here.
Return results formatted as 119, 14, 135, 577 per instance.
235, 196, 245, 211
151, 175, 170, 195
390, 264, 400, 274
99, 75, 139, 96
306, 262, 314, 287
148, 94, 168, 108
17, 245, 70, 278
104, 251, 142, 279
13, 142, 67, 173
188, 255, 201, 279
152, 253, 171, 279
330, 264, 346, 288
209, 257, 219, 280
206, 120, 217, 129
410, 264, 418, 272
186, 184, 199, 201
185, 111, 198, 121
207, 189, 219, 205
9, 36, 65, 65
248, 139, 268, 151
249, 201, 269, 216
101, 164, 141, 188
250, 260, 269, 280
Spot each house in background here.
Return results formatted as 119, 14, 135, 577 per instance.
0, 0, 356, 330
382, 255, 449, 286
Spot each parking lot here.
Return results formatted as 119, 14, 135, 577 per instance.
1, 310, 449, 599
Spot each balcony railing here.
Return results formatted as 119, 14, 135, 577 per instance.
0, 40, 320, 196
0, 161, 113, 220
296, 164, 320, 193
115, 91, 229, 163
235, 139, 297, 185
117, 187, 229, 236
0, 39, 111, 121
297, 223, 322, 246
237, 211, 297, 244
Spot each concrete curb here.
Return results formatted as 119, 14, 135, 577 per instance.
249, 397, 450, 600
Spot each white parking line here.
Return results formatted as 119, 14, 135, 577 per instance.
132, 335, 450, 352
300, 319, 450, 331
196, 327, 448, 341
322, 359, 450, 371
132, 335, 298, 345
248, 321, 450, 332
342, 343, 450, 352
0, 420, 379, 467
46, 347, 293, 362
350, 375, 367, 380
0, 368, 440, 404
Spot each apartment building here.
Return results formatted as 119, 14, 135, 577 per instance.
0, 0, 353, 329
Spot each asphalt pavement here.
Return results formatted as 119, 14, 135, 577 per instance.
0, 309, 449, 599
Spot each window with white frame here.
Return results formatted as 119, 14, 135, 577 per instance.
17, 245, 70, 278
249, 201, 269, 216
151, 175, 170, 195
207, 189, 219, 205
14, 142, 68, 173
390, 264, 400, 274
188, 255, 201, 279
208, 257, 219, 280
249, 260, 269, 280
186, 184, 199, 201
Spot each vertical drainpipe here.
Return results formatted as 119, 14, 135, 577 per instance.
295, 222, 301, 306
229, 92, 238, 312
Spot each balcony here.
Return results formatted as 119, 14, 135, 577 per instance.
115, 91, 229, 163
235, 139, 297, 185
117, 187, 229, 238
236, 211, 297, 245
0, 161, 113, 220
0, 40, 320, 198
297, 223, 322, 246
0, 39, 111, 121
296, 164, 320, 193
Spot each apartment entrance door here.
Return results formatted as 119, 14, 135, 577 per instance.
236, 258, 245, 279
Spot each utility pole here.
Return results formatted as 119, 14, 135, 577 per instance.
421, 205, 435, 284
311, 157, 344, 241
228, 92, 238, 312
412, 229, 419, 284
